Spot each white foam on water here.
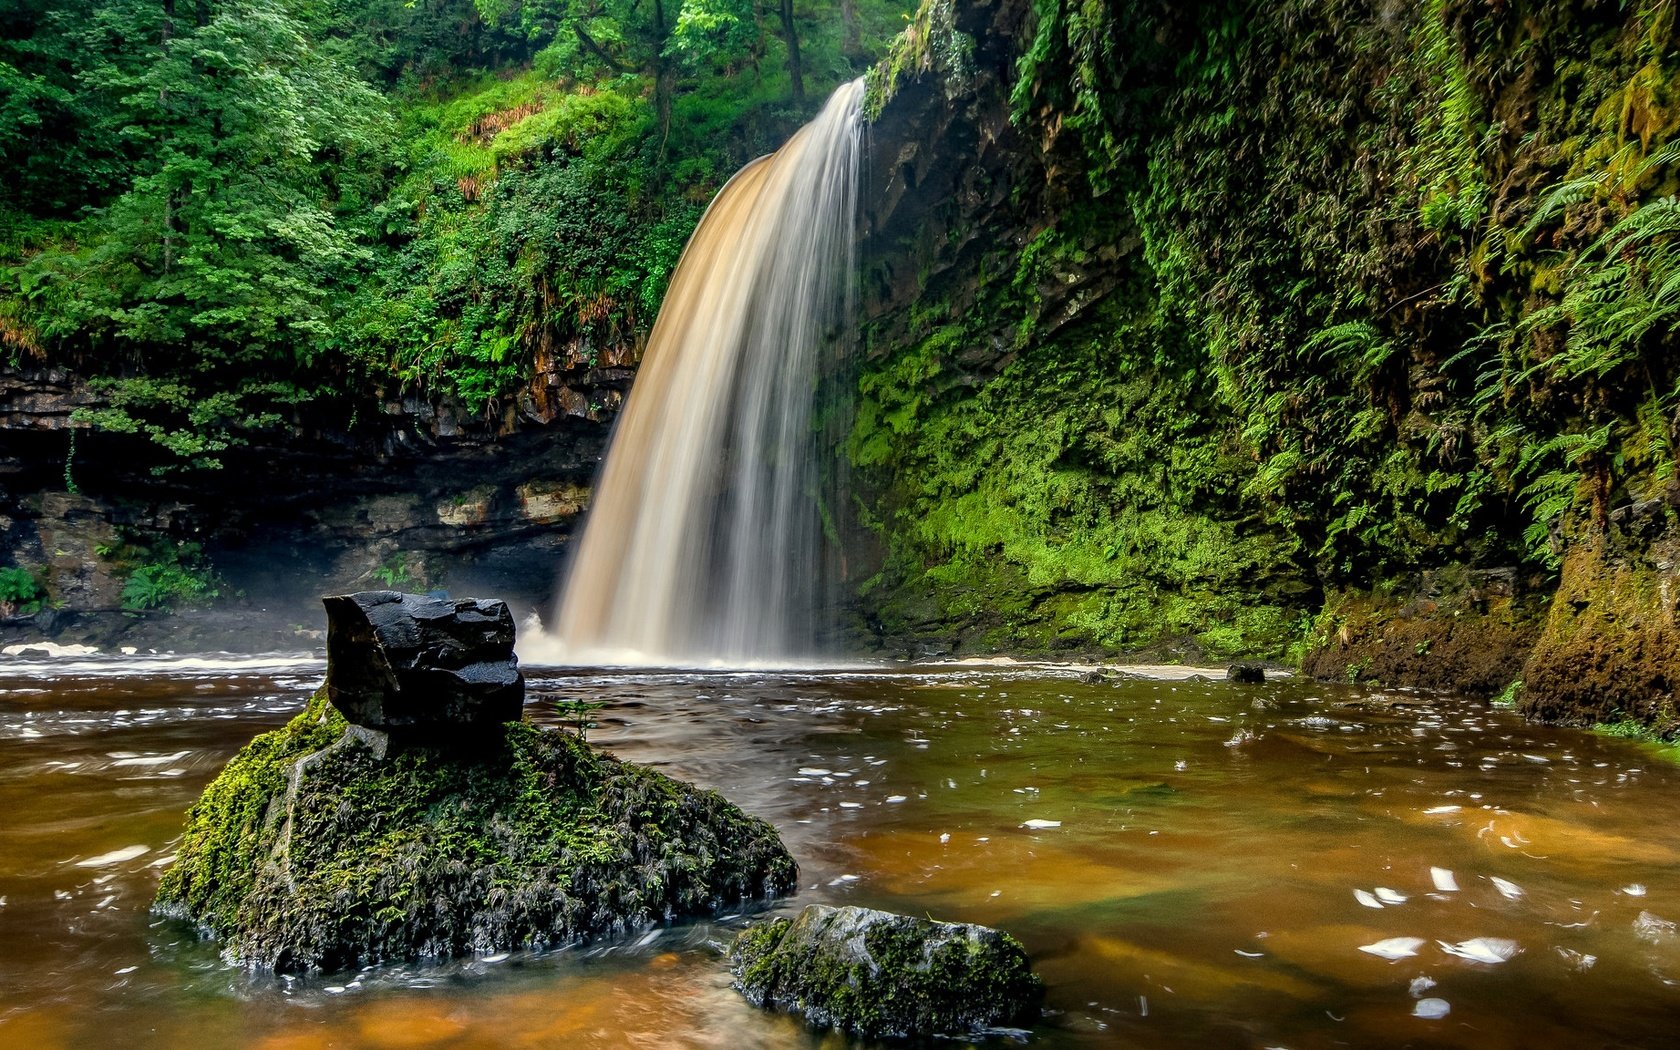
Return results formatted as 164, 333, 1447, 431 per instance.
1359, 937, 1425, 960
74, 845, 149, 868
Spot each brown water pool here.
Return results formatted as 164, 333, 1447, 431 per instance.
2, 656, 1678, 1048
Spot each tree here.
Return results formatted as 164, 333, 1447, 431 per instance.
0, 0, 129, 217
11, 0, 394, 468
476, 0, 680, 143
671, 0, 806, 103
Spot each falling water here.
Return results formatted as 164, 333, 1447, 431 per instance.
540, 79, 863, 667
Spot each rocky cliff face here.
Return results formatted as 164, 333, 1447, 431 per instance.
859, 0, 1110, 370
844, 0, 1680, 738
0, 363, 618, 649
843, 0, 1304, 661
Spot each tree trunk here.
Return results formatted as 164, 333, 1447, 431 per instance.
839, 0, 863, 62
652, 0, 674, 155
778, 0, 804, 104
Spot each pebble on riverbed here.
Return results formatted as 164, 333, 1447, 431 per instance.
729, 904, 1043, 1039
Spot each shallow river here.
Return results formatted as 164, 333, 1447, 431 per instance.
2, 655, 1679, 1048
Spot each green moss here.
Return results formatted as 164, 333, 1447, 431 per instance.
154, 694, 346, 927
1521, 533, 1680, 734
850, 240, 1304, 659
1493, 678, 1524, 708
857, 0, 1680, 676
730, 905, 1042, 1039
1593, 719, 1680, 763
1300, 583, 1544, 694
155, 690, 796, 973
863, 0, 970, 122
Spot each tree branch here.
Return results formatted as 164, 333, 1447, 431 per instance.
573, 25, 633, 73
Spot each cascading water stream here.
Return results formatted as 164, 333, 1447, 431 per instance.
528, 79, 863, 668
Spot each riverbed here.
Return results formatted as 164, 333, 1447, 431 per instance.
2, 655, 1678, 1048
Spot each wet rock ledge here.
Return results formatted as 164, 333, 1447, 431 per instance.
153, 591, 796, 973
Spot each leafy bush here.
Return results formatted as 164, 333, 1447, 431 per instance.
370, 555, 412, 588
2, 0, 915, 469
120, 546, 221, 611
0, 566, 45, 616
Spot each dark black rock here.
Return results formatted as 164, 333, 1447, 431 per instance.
730, 904, 1043, 1039
1227, 663, 1267, 684
323, 590, 523, 732
1079, 669, 1108, 684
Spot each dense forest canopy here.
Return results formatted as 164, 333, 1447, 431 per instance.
0, 0, 908, 469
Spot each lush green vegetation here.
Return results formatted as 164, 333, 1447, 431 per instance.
0, 564, 45, 616
1594, 719, 1680, 764
119, 546, 222, 611
2, 0, 910, 471
11, 0, 1680, 669
849, 0, 1680, 659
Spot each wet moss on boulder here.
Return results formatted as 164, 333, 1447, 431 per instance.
154, 692, 797, 973
1522, 512, 1680, 737
730, 904, 1043, 1039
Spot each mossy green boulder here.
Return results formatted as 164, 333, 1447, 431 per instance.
154, 691, 797, 973
730, 904, 1043, 1038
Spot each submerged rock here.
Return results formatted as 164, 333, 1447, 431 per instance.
154, 692, 797, 973
323, 590, 523, 733
730, 904, 1042, 1039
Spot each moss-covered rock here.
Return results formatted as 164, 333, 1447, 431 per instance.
1301, 568, 1547, 695
1522, 513, 1680, 737
154, 691, 797, 973
730, 904, 1043, 1039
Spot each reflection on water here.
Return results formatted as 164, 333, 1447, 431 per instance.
3, 657, 1680, 1048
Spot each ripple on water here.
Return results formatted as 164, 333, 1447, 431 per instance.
4, 664, 1680, 1049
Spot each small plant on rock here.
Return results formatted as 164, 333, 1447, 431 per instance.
371, 555, 413, 588
120, 543, 221, 612
554, 697, 608, 741
0, 566, 45, 618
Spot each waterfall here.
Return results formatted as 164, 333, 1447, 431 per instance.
533, 79, 863, 668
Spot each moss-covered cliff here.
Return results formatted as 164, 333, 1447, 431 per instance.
849, 0, 1306, 661
850, 0, 1680, 731
11, 0, 1680, 735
